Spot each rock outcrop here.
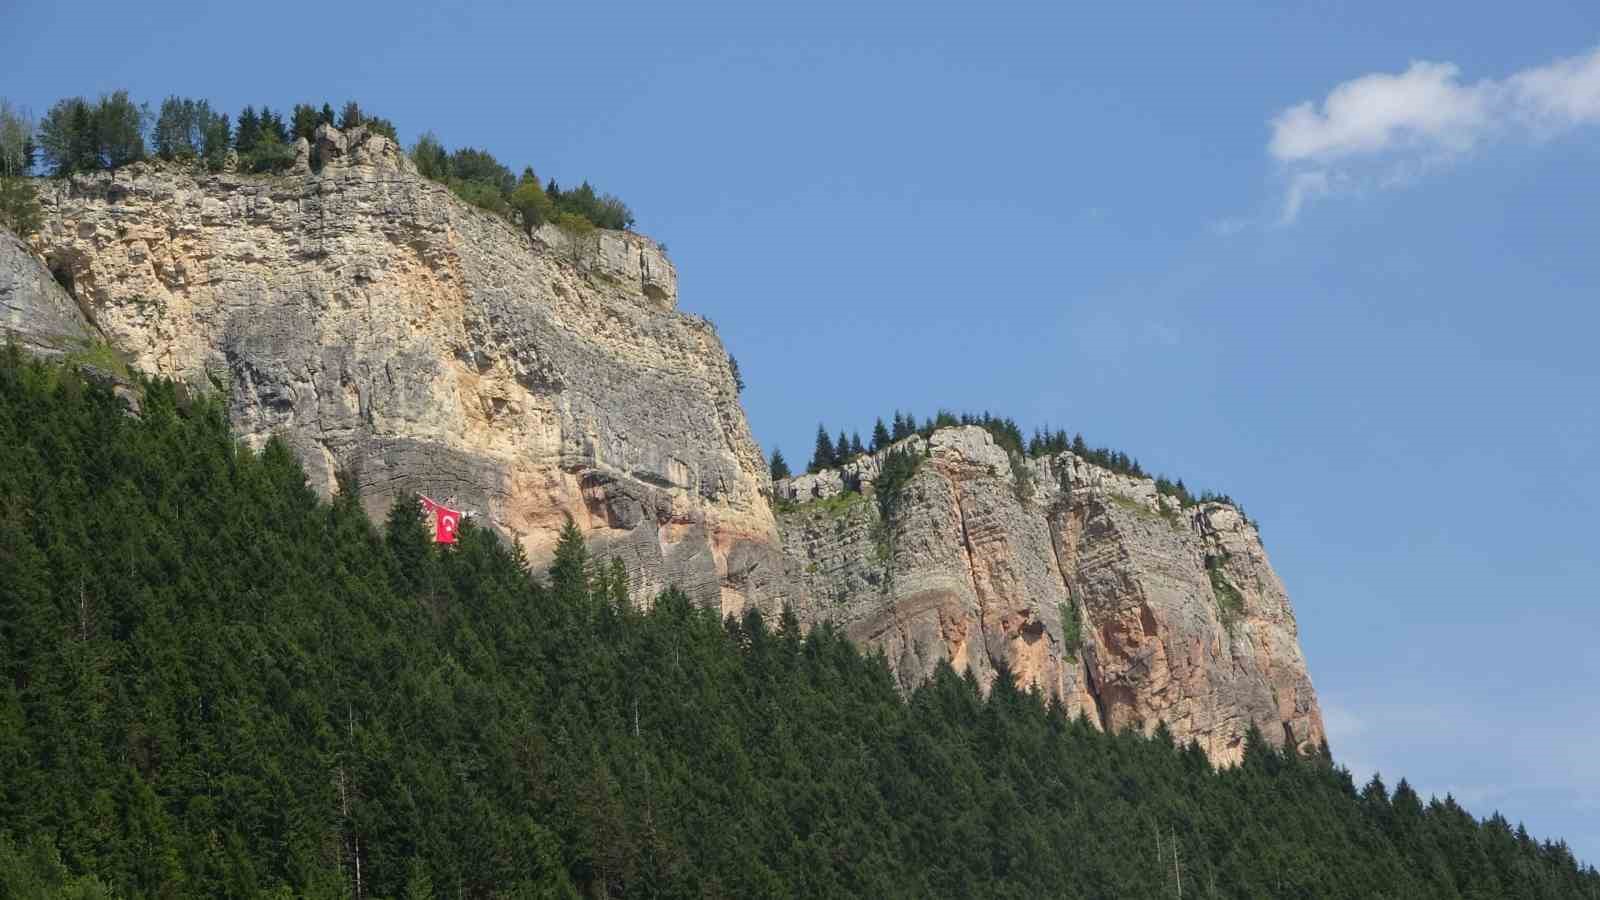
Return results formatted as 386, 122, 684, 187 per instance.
1, 226, 94, 356
27, 126, 777, 611
14, 125, 1323, 763
774, 427, 1325, 763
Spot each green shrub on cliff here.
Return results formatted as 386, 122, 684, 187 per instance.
1207, 553, 1246, 630
1060, 600, 1084, 660
510, 175, 556, 231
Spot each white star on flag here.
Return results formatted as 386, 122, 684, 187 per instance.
419, 495, 465, 545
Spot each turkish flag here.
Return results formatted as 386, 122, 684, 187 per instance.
418, 495, 463, 544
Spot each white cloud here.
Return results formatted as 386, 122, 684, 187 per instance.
1267, 45, 1600, 220
1508, 47, 1600, 127
1270, 61, 1492, 163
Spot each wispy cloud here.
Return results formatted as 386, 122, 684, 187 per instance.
1269, 45, 1600, 221
1207, 216, 1251, 237
1280, 171, 1332, 225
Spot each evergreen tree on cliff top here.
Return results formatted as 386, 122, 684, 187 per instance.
769, 448, 791, 481
808, 423, 835, 473
871, 418, 892, 452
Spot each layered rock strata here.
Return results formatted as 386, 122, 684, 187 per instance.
774, 427, 1325, 763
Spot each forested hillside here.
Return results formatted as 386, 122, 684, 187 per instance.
1, 347, 1595, 898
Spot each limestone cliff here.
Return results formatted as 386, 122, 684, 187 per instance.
24, 126, 779, 611
2, 226, 93, 356
10, 125, 1323, 762
774, 427, 1325, 763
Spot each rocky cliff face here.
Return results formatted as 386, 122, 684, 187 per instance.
1, 226, 93, 356
10, 125, 1323, 762
24, 126, 779, 611
774, 428, 1325, 763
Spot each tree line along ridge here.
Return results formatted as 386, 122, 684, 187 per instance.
771, 409, 1241, 514
0, 93, 635, 239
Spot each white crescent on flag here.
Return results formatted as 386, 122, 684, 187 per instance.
418, 495, 464, 544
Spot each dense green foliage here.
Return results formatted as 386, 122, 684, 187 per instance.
36, 92, 149, 177
409, 131, 634, 233
152, 97, 232, 172
1058, 601, 1084, 661
872, 446, 923, 523
2, 348, 1596, 898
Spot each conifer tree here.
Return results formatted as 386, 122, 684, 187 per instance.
850, 432, 865, 458
808, 423, 835, 473
290, 103, 321, 141
262, 107, 288, 143
233, 106, 260, 154
871, 418, 891, 452
769, 448, 791, 481
93, 91, 147, 168
550, 515, 590, 604
338, 101, 364, 130
201, 113, 230, 172
835, 430, 852, 463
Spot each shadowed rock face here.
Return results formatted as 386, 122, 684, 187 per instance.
774, 426, 1325, 764
16, 127, 1323, 764
26, 126, 782, 611
1, 227, 93, 355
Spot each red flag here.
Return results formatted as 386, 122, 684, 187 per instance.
418, 495, 463, 544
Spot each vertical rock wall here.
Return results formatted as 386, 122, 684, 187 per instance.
775, 427, 1325, 763
25, 127, 781, 612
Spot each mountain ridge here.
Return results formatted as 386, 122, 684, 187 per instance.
7, 123, 1316, 762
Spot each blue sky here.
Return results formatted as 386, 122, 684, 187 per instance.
5, 0, 1599, 863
